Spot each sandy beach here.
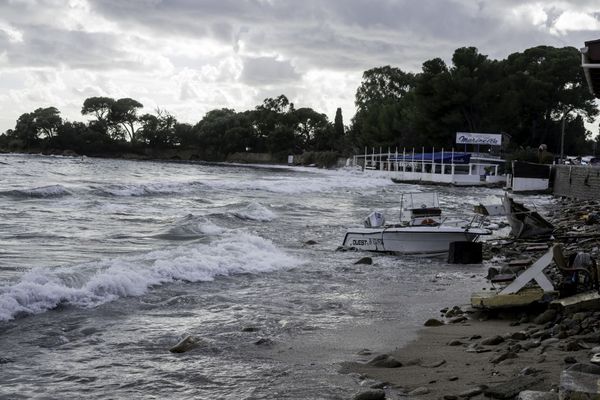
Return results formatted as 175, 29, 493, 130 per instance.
341, 314, 585, 398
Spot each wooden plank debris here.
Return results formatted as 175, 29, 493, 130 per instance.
500, 249, 554, 295
471, 288, 556, 309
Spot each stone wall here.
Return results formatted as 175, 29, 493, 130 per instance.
552, 165, 600, 199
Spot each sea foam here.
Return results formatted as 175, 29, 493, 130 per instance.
205, 168, 394, 194
0, 232, 303, 321
231, 202, 277, 222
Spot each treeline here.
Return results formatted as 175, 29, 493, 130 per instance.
349, 45, 598, 158
0, 95, 346, 162
0, 45, 598, 162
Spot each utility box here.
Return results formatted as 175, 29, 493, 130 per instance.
448, 241, 482, 264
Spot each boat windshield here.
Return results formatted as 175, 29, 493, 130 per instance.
401, 192, 439, 210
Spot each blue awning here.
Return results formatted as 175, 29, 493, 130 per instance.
388, 152, 471, 165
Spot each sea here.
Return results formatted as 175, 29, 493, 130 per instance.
0, 153, 552, 399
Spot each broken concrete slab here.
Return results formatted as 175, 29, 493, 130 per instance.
559, 363, 600, 399
551, 291, 600, 314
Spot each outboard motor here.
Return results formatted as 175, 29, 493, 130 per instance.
364, 211, 385, 228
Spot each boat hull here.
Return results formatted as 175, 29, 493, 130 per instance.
342, 226, 488, 254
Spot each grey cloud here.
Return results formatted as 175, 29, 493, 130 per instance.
240, 56, 300, 85
85, 0, 594, 74
1, 24, 150, 70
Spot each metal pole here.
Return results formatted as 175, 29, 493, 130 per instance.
560, 115, 566, 164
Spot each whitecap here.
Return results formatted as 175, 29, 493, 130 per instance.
231, 202, 277, 222
0, 232, 303, 321
156, 215, 226, 239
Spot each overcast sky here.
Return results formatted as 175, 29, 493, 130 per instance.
0, 0, 599, 134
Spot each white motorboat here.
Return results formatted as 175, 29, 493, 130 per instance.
342, 193, 490, 255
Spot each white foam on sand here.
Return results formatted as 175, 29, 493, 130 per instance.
0, 232, 303, 321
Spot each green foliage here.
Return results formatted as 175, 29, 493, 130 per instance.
353, 45, 598, 156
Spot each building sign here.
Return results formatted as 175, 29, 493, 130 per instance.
455, 132, 502, 146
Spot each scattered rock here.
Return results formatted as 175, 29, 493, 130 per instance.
534, 309, 557, 325
357, 349, 373, 356
424, 318, 444, 327
241, 326, 259, 332
369, 381, 388, 389
511, 331, 529, 341
367, 354, 402, 368
254, 338, 274, 346
169, 335, 202, 353
565, 341, 581, 351
449, 316, 468, 324
521, 340, 541, 351
448, 376, 459, 381
466, 344, 491, 353
304, 240, 318, 245
519, 367, 541, 376
458, 387, 484, 398
355, 257, 373, 265
481, 335, 505, 346
408, 387, 429, 396
422, 359, 446, 368
484, 375, 543, 399
516, 391, 558, 400
490, 351, 518, 364
352, 389, 386, 400
448, 339, 464, 346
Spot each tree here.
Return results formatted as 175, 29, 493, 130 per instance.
290, 107, 330, 149
355, 66, 414, 114
12, 107, 62, 147
351, 66, 416, 149
139, 108, 177, 148
81, 97, 116, 138
81, 97, 115, 121
33, 107, 62, 139
332, 107, 345, 151
109, 98, 143, 142
503, 46, 598, 151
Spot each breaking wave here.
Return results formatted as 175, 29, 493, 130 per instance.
204, 169, 394, 194
0, 185, 72, 199
0, 232, 303, 321
96, 181, 205, 197
230, 202, 277, 222
155, 215, 226, 240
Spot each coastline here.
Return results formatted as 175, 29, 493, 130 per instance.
338, 196, 600, 399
